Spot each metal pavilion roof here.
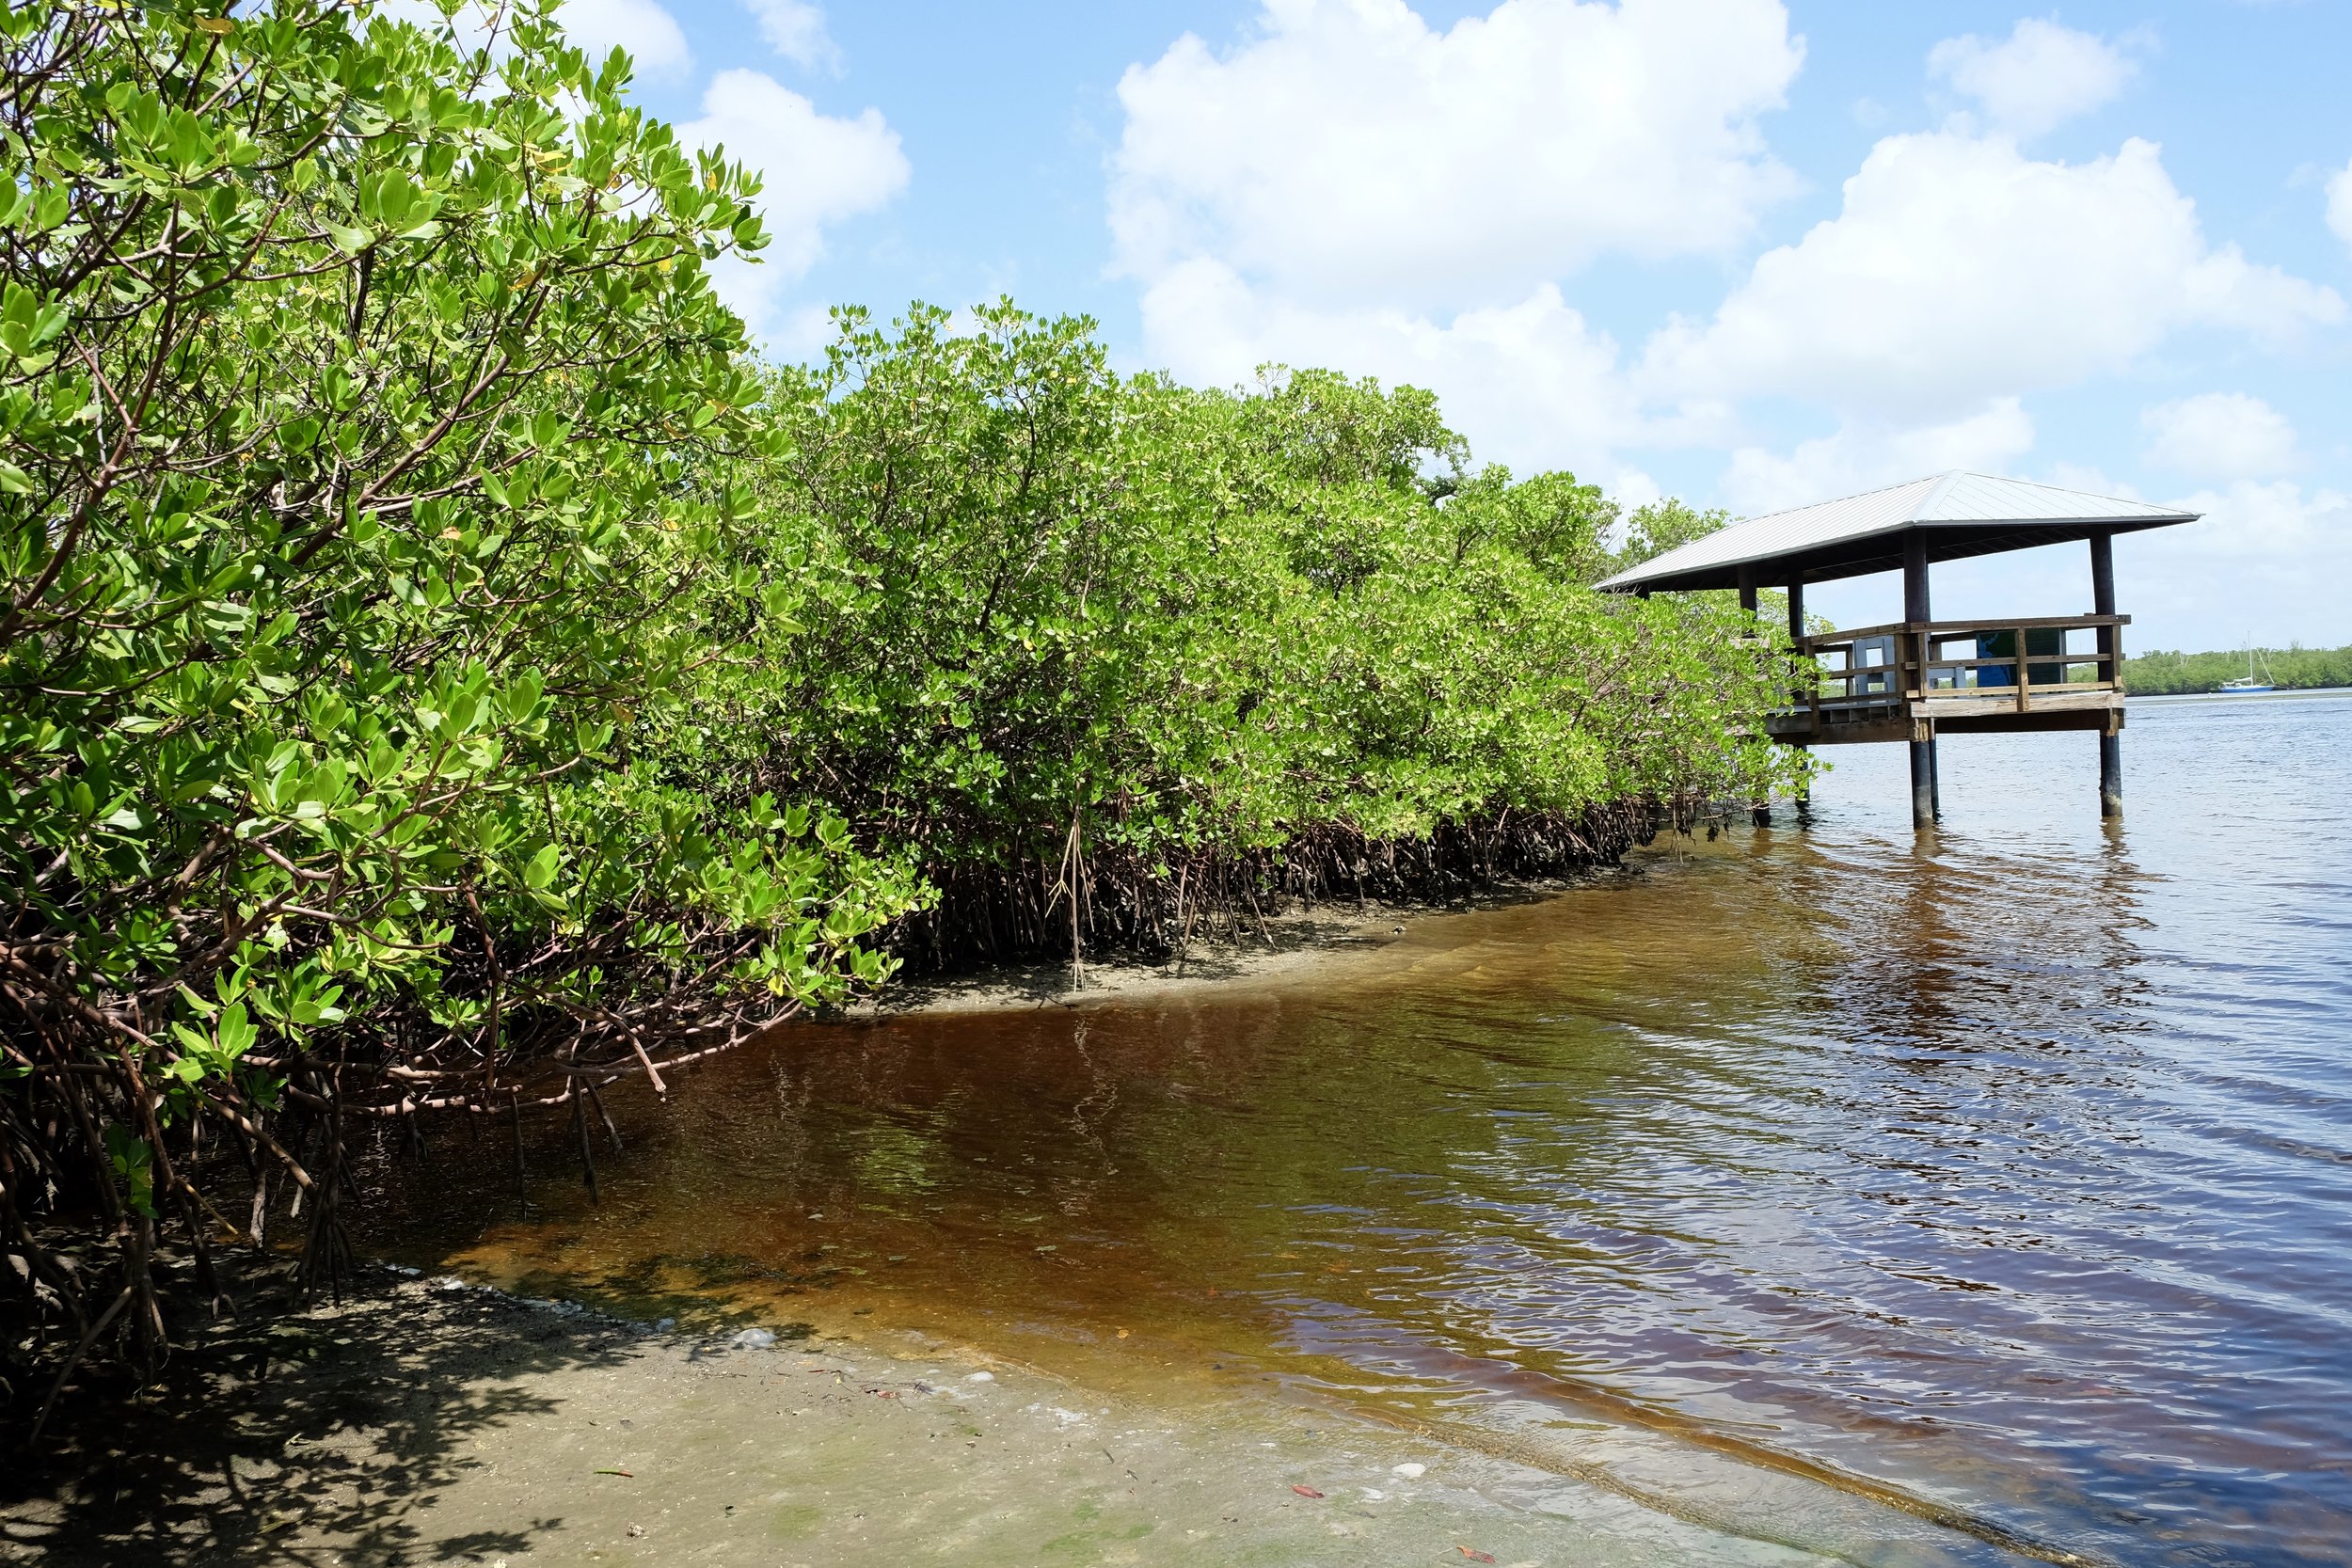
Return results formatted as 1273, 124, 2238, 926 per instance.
1596, 471, 2199, 594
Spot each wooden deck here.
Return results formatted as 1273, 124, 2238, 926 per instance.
1768, 613, 2126, 746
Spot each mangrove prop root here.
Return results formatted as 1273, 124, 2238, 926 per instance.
0, 950, 804, 1414
882, 800, 1679, 974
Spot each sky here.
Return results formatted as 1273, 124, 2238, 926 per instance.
524, 0, 2352, 651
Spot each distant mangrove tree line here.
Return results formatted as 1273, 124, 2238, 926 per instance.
0, 0, 1794, 1398
2122, 645, 2352, 695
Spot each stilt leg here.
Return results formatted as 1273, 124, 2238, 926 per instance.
1909, 737, 1936, 829
1930, 735, 1942, 821
2099, 731, 2122, 818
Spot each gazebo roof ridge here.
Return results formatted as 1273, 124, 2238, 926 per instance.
1597, 470, 2199, 594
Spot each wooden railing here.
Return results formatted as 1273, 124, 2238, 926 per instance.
1788, 613, 2127, 724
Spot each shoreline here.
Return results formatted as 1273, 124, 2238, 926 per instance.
863, 877, 1623, 1017
2130, 684, 2352, 702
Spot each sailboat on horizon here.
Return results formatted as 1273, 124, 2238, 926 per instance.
2220, 644, 2275, 694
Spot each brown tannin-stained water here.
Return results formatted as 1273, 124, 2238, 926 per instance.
361, 690, 2352, 1568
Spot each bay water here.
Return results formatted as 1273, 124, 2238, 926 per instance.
372, 689, 2352, 1566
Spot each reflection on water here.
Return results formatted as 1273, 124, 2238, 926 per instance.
364, 691, 2352, 1567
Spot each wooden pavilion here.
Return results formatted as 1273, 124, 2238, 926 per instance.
1597, 472, 2199, 828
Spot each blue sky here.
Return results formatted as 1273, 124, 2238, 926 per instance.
543, 0, 2352, 650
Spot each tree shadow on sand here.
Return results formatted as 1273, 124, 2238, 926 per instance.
3, 1266, 645, 1566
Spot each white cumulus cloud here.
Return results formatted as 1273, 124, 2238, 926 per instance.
2167, 481, 2349, 561
679, 70, 909, 337
1138, 260, 1658, 473
1719, 400, 2037, 516
1927, 18, 2137, 138
2130, 481, 2352, 646
1111, 0, 1804, 309
1111, 0, 1804, 476
381, 0, 691, 78
561, 0, 692, 78
1643, 131, 2344, 422
739, 0, 842, 73
2328, 159, 2352, 255
2142, 393, 2301, 481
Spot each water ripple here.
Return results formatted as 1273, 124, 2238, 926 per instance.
366, 691, 2352, 1567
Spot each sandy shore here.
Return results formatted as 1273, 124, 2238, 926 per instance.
0, 1266, 1803, 1568
864, 891, 1582, 1017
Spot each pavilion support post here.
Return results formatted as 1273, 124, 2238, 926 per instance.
2099, 721, 2123, 817
1910, 730, 1937, 829
1903, 533, 1937, 829
1781, 578, 1810, 825
1740, 562, 1768, 824
1786, 577, 1810, 726
1902, 530, 1931, 622
2090, 531, 2122, 818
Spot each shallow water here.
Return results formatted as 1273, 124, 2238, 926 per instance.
367, 689, 2352, 1567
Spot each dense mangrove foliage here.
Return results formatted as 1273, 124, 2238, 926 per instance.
0, 0, 923, 1407
0, 0, 1795, 1408
706, 309, 1788, 966
2122, 644, 2352, 695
